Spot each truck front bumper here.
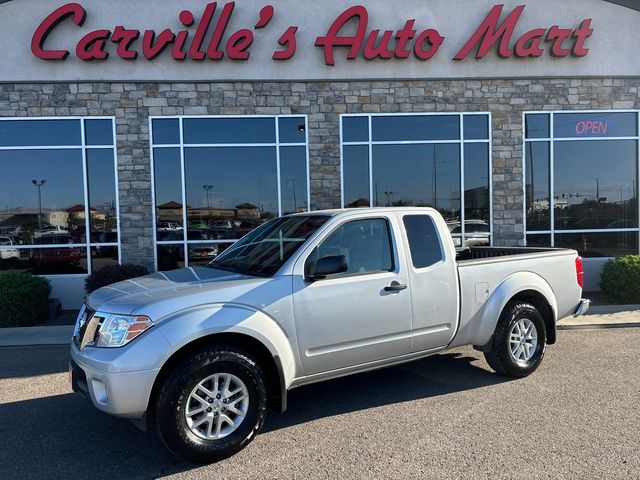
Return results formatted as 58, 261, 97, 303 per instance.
574, 298, 590, 317
70, 343, 160, 420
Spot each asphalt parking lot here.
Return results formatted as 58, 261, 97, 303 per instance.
1, 328, 639, 480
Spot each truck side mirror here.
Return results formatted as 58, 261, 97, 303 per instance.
306, 255, 348, 281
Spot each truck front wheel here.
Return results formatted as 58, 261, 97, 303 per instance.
484, 301, 547, 378
152, 346, 268, 463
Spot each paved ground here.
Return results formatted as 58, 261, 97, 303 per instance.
0, 328, 638, 480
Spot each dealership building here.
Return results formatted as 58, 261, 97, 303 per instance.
0, 0, 639, 308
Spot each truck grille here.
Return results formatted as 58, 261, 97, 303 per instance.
75, 307, 102, 349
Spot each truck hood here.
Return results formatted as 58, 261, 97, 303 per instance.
87, 267, 276, 318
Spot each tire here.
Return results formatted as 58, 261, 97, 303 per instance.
484, 301, 547, 378
153, 346, 268, 463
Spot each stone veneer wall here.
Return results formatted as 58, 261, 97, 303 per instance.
1, 78, 639, 269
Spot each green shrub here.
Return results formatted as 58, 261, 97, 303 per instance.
0, 272, 51, 328
600, 255, 640, 304
85, 264, 149, 294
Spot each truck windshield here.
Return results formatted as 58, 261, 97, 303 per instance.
209, 215, 330, 277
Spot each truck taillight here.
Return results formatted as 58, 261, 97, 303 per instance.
575, 256, 584, 288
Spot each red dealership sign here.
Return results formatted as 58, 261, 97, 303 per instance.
31, 2, 593, 64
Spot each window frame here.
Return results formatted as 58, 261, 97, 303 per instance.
0, 116, 121, 277
150, 115, 311, 271
306, 216, 397, 280
522, 109, 640, 257
339, 112, 493, 247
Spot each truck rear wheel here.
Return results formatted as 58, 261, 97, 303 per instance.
484, 301, 547, 378
153, 346, 268, 463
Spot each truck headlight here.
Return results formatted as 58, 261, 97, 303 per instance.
95, 314, 154, 348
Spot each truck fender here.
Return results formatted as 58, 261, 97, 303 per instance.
459, 272, 557, 349
156, 303, 297, 391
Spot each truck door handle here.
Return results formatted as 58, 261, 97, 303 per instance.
384, 281, 407, 292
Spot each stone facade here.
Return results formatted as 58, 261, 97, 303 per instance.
1, 78, 639, 269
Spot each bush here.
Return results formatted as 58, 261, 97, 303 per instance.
85, 264, 149, 294
0, 272, 52, 328
600, 255, 640, 304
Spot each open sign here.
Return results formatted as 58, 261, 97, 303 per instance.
575, 118, 612, 136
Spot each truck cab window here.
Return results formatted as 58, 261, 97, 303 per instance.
403, 215, 443, 268
317, 218, 394, 275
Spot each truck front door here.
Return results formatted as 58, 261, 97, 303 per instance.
292, 215, 413, 376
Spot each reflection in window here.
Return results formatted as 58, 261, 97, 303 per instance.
525, 142, 550, 231
280, 147, 309, 215
185, 146, 279, 241
554, 112, 637, 139
462, 143, 491, 248
555, 232, 638, 258
151, 116, 310, 271
342, 113, 491, 248
0, 118, 119, 276
554, 141, 637, 230
372, 144, 460, 217
188, 243, 234, 267
525, 111, 640, 258
343, 145, 370, 208
372, 115, 459, 142
0, 119, 81, 147
317, 218, 393, 275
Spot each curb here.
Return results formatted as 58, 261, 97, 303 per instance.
585, 305, 640, 315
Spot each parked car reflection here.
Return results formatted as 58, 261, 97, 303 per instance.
447, 220, 491, 247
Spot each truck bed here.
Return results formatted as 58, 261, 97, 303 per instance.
456, 246, 570, 264
450, 246, 582, 348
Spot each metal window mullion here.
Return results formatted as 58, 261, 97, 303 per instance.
459, 115, 465, 244
368, 115, 374, 207
80, 120, 92, 274
275, 117, 282, 216
488, 112, 494, 246
553, 136, 638, 142
184, 239, 239, 245
149, 117, 159, 271
111, 118, 121, 266
370, 139, 462, 145
0, 145, 85, 151
0, 244, 87, 250
180, 142, 289, 148
553, 228, 639, 234
522, 112, 527, 246
179, 119, 188, 267
340, 115, 345, 207
305, 115, 311, 211
550, 114, 555, 248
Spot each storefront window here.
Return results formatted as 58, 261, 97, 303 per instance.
341, 113, 492, 247
151, 116, 310, 271
0, 118, 119, 275
524, 111, 640, 257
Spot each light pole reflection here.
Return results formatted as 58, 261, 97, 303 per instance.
32, 179, 47, 230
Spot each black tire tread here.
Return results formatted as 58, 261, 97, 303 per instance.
152, 345, 267, 463
484, 301, 546, 378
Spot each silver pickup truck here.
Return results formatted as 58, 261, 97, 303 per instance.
70, 208, 589, 462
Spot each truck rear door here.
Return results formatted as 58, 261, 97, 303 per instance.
398, 212, 460, 352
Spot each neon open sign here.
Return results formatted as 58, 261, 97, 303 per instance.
575, 118, 613, 136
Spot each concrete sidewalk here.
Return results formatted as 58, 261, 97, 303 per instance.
0, 325, 74, 347
0, 304, 638, 347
